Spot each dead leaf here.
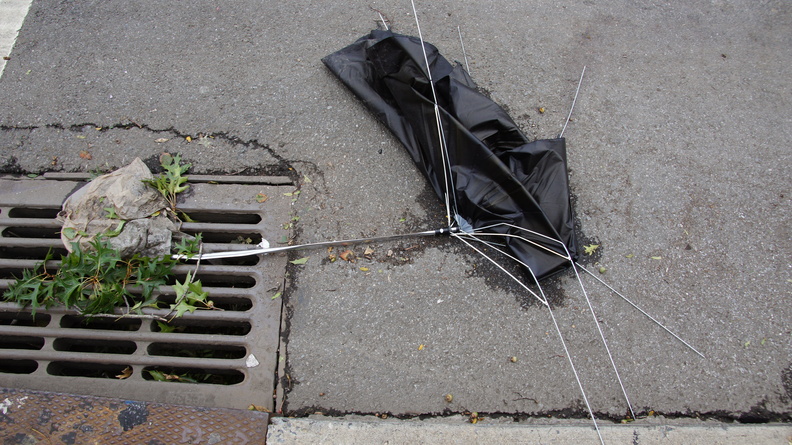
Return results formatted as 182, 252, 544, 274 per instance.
116, 366, 132, 379
290, 257, 309, 265
79, 150, 92, 160
248, 404, 272, 413
255, 193, 269, 203
418, 344, 425, 351
155, 138, 169, 143
339, 250, 355, 263
445, 394, 453, 403
185, 136, 192, 142
359, 267, 369, 272
364, 247, 375, 257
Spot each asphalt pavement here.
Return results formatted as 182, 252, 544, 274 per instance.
0, 0, 789, 435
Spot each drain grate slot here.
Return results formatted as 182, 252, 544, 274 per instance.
0, 359, 38, 374
52, 338, 137, 355
60, 315, 142, 331
47, 361, 129, 379
7, 207, 61, 219
150, 319, 252, 336
0, 312, 50, 326
148, 342, 247, 359
0, 335, 45, 350
141, 366, 246, 385
0, 178, 290, 410
181, 211, 262, 225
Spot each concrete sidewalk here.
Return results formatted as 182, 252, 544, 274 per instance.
0, 0, 789, 434
267, 416, 792, 445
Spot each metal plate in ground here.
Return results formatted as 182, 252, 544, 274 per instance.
0, 176, 293, 411
0, 386, 268, 444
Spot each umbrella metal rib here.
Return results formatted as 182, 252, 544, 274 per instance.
452, 231, 604, 445
457, 226, 637, 422
410, 0, 458, 227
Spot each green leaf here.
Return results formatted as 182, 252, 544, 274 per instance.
171, 299, 197, 318
104, 221, 126, 237
103, 207, 119, 219
3, 236, 207, 320
583, 244, 599, 255
157, 322, 176, 333
289, 257, 309, 265
62, 227, 79, 240
271, 291, 282, 300
147, 370, 168, 381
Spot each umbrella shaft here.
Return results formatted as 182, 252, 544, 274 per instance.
267, 227, 458, 254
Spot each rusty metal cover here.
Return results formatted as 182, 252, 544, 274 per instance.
0, 386, 268, 444
0, 176, 293, 411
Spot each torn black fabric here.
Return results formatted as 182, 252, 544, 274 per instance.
323, 29, 577, 279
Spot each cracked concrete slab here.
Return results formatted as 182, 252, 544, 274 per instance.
0, 0, 789, 429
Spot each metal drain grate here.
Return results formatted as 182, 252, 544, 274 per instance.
0, 175, 292, 411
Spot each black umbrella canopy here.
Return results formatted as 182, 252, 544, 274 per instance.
323, 29, 578, 280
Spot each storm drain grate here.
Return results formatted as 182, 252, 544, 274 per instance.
0, 176, 293, 411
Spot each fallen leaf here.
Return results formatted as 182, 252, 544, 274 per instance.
583, 244, 599, 255
255, 193, 269, 203
303, 175, 312, 183
271, 292, 282, 300
650, 256, 662, 260
155, 138, 169, 143
538, 106, 546, 113
339, 250, 355, 262
359, 267, 369, 272
79, 150, 92, 160
510, 356, 518, 363
185, 136, 192, 142
625, 253, 634, 258
418, 344, 425, 351
116, 366, 132, 379
75, 135, 87, 139
364, 247, 375, 256
248, 404, 272, 413
290, 257, 309, 265
598, 266, 607, 274
445, 394, 453, 403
